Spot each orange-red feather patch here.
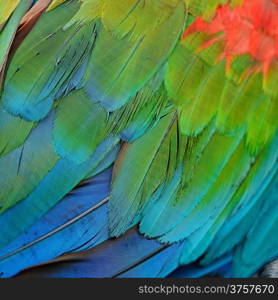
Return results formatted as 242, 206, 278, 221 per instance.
183, 0, 278, 78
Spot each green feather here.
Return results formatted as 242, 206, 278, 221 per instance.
83, 1, 185, 111
53, 89, 108, 163
0, 113, 59, 213
0, 105, 34, 158
109, 112, 177, 237
0, 0, 32, 75
2, 0, 92, 121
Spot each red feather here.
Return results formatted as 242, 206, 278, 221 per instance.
183, 0, 278, 77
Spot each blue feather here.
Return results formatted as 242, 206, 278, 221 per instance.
0, 167, 112, 278
0, 134, 119, 252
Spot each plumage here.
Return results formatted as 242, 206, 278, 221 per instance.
0, 0, 33, 83
0, 167, 112, 278
0, 0, 277, 279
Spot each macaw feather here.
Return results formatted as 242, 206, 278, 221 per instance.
0, 117, 119, 250
83, 0, 185, 111
233, 172, 278, 277
0, 0, 277, 279
2, 0, 87, 121
0, 104, 34, 158
0, 167, 112, 278
0, 113, 59, 217
54, 89, 109, 163
0, 0, 33, 81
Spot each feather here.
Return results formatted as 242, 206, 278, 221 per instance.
15, 227, 182, 278
233, 171, 278, 277
0, 1, 21, 26
53, 89, 109, 163
109, 112, 178, 237
0, 0, 277, 279
0, 104, 34, 157
83, 0, 185, 111
0, 130, 119, 250
0, 167, 112, 278
2, 0, 85, 121
0, 0, 33, 83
